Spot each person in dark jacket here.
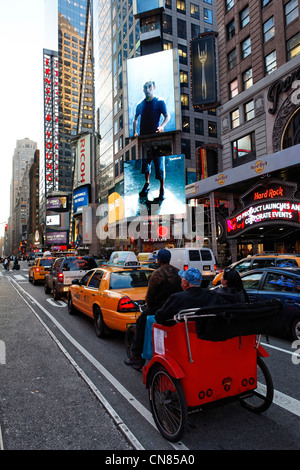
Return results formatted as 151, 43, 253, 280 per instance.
155, 267, 227, 325
124, 248, 182, 369
215, 267, 249, 303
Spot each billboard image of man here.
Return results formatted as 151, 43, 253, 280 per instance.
133, 80, 170, 137
139, 153, 165, 201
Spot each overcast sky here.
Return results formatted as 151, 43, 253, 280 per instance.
0, 0, 57, 238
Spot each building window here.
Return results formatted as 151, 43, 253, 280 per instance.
225, 0, 234, 12
244, 100, 254, 121
181, 93, 189, 108
285, 0, 299, 25
240, 6, 250, 28
163, 14, 173, 34
242, 68, 253, 90
241, 36, 251, 59
208, 121, 217, 137
265, 50, 277, 74
282, 109, 300, 148
228, 48, 237, 70
191, 23, 200, 38
181, 138, 191, 159
190, 2, 199, 18
263, 16, 275, 42
204, 8, 213, 23
287, 32, 300, 60
182, 116, 190, 132
178, 44, 188, 64
232, 133, 256, 167
177, 0, 186, 14
177, 18, 187, 38
229, 78, 238, 98
163, 39, 173, 50
262, 0, 272, 7
195, 118, 204, 135
165, 0, 172, 9
180, 70, 188, 86
226, 19, 235, 40
231, 109, 240, 128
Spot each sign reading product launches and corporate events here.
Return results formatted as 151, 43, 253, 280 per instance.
190, 33, 218, 110
227, 181, 300, 237
43, 50, 59, 193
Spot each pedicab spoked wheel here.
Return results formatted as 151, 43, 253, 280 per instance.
240, 357, 274, 413
125, 324, 136, 359
149, 365, 187, 442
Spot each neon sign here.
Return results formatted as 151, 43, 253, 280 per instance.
226, 181, 300, 237
43, 51, 59, 193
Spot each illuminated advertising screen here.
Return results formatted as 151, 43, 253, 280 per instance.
46, 196, 68, 210
190, 34, 218, 110
73, 186, 89, 214
133, 0, 164, 15
124, 154, 186, 217
46, 214, 61, 226
226, 182, 300, 237
108, 181, 125, 224
75, 134, 91, 188
124, 49, 181, 138
46, 231, 68, 245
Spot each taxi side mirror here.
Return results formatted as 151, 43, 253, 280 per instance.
72, 279, 80, 285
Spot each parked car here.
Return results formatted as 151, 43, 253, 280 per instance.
167, 247, 216, 287
68, 252, 154, 337
212, 253, 300, 286
28, 257, 55, 284
44, 256, 98, 300
240, 267, 300, 340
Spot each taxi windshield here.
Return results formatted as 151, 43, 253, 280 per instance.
109, 270, 152, 289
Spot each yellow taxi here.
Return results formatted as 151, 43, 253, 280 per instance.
67, 252, 154, 338
29, 257, 55, 285
212, 253, 300, 286
137, 252, 158, 269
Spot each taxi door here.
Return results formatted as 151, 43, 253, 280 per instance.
81, 271, 105, 318
73, 271, 94, 313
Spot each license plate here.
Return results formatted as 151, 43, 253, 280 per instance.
203, 265, 210, 271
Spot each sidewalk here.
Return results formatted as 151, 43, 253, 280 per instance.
0, 270, 133, 450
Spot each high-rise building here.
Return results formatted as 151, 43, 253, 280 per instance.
94, 0, 221, 252
188, 0, 300, 262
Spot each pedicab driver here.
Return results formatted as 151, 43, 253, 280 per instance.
155, 267, 228, 325
124, 249, 181, 370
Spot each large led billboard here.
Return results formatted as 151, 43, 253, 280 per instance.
124, 49, 181, 138
124, 155, 186, 217
190, 33, 218, 110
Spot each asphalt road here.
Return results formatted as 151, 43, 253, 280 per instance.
0, 261, 299, 455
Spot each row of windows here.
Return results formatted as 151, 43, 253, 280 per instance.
228, 31, 300, 99
165, 0, 212, 20
163, 10, 213, 38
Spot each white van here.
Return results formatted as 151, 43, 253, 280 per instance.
168, 248, 216, 287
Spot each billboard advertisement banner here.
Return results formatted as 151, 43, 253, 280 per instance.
108, 180, 125, 224
190, 33, 218, 110
124, 154, 186, 217
73, 186, 89, 214
124, 49, 181, 138
76, 134, 91, 187
46, 231, 67, 245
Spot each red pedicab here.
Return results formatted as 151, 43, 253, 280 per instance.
142, 299, 283, 442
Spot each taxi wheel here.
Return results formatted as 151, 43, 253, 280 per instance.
93, 307, 108, 338
68, 295, 76, 315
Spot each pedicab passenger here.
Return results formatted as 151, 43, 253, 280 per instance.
214, 267, 249, 304
124, 248, 182, 369
155, 267, 228, 326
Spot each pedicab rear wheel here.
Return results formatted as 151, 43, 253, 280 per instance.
239, 357, 274, 413
125, 324, 136, 359
149, 365, 187, 442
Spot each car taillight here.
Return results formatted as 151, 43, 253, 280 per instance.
35, 267, 40, 272
184, 265, 188, 271
214, 264, 217, 271
118, 296, 135, 312
58, 272, 64, 283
